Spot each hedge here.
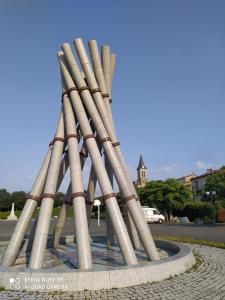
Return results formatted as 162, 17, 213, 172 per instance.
173, 202, 216, 222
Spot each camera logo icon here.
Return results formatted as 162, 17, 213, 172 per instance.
9, 277, 20, 289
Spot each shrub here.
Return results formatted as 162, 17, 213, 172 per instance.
173, 202, 216, 222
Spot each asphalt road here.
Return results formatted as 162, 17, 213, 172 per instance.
0, 219, 224, 243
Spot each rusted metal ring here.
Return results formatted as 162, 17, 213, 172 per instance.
78, 86, 90, 93
102, 193, 117, 201
102, 93, 109, 98
71, 192, 86, 200
49, 141, 53, 147
41, 193, 56, 200
66, 134, 79, 141
27, 194, 41, 202
83, 134, 95, 141
90, 88, 101, 95
123, 194, 136, 202
52, 137, 65, 143
99, 137, 111, 144
112, 141, 120, 147
61, 87, 78, 101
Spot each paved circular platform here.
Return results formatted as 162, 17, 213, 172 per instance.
0, 238, 195, 292
0, 243, 224, 299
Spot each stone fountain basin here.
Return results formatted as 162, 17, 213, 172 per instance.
0, 236, 195, 292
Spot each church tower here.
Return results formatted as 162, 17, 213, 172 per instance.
137, 155, 148, 187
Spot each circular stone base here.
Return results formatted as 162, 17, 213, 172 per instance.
0, 237, 195, 292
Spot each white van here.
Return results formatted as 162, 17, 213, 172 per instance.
142, 207, 165, 224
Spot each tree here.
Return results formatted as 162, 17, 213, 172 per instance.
204, 166, 225, 205
137, 179, 192, 221
0, 189, 11, 211
55, 192, 66, 207
11, 191, 27, 211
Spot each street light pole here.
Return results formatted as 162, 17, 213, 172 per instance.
205, 191, 217, 223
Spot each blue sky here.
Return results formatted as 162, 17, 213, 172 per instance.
0, 0, 224, 193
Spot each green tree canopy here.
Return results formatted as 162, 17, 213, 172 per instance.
11, 191, 27, 211
204, 166, 225, 204
137, 179, 192, 221
55, 192, 66, 207
0, 189, 11, 211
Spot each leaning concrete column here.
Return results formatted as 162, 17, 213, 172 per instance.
100, 45, 116, 246
52, 141, 88, 247
86, 164, 97, 229
53, 184, 71, 248
29, 110, 65, 269
90, 41, 140, 248
105, 155, 116, 246
58, 53, 137, 266
62, 42, 159, 261
0, 147, 52, 268
63, 90, 92, 269
76, 40, 153, 251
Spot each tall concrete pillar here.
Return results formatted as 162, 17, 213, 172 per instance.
58, 53, 137, 266
29, 111, 65, 269
62, 42, 159, 261
63, 91, 92, 269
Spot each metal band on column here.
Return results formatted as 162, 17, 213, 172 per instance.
99, 137, 111, 144
123, 194, 136, 202
71, 192, 86, 199
83, 134, 95, 141
90, 88, 101, 95
112, 141, 120, 147
53, 137, 64, 143
78, 85, 90, 93
61, 87, 78, 101
102, 193, 117, 201
41, 194, 56, 200
66, 134, 79, 141
27, 194, 41, 202
102, 93, 109, 98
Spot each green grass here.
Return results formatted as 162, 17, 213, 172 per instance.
154, 235, 225, 249
0, 211, 22, 219
0, 207, 75, 219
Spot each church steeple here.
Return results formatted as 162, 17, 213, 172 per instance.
137, 154, 147, 170
136, 154, 148, 187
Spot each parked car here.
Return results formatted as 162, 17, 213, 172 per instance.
142, 207, 165, 224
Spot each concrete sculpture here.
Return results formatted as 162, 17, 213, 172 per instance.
1, 38, 160, 271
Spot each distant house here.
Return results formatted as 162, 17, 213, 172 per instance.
177, 168, 221, 200
177, 174, 197, 188
191, 168, 220, 200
